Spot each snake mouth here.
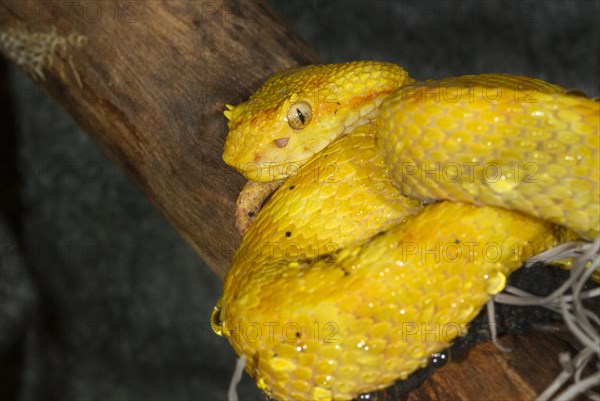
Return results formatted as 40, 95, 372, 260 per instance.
223, 141, 313, 182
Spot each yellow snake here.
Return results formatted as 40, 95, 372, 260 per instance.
212, 61, 600, 400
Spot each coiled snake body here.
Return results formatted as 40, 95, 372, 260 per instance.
212, 62, 599, 400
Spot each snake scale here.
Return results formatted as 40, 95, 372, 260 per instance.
211, 61, 599, 400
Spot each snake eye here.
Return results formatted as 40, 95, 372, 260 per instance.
287, 101, 312, 130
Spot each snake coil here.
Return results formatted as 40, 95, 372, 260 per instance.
213, 62, 599, 401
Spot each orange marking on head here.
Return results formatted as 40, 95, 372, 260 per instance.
349, 89, 395, 109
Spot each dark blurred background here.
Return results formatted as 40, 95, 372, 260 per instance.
0, 1, 598, 400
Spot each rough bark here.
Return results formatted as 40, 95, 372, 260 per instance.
0, 0, 321, 279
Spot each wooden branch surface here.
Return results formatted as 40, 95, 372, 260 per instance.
0, 2, 583, 401
408, 330, 587, 401
0, 0, 321, 279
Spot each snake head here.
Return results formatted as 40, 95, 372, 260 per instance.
222, 61, 412, 182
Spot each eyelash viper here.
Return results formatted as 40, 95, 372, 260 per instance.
212, 61, 599, 400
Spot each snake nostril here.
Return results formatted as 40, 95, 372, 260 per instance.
274, 137, 290, 148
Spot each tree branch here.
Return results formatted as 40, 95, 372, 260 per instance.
0, 0, 321, 279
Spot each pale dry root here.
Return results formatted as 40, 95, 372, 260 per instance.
228, 355, 247, 401
0, 23, 86, 87
490, 236, 600, 401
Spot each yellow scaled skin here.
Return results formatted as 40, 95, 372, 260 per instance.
377, 75, 600, 239
214, 62, 599, 401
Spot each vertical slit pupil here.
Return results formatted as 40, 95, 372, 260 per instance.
296, 108, 305, 124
